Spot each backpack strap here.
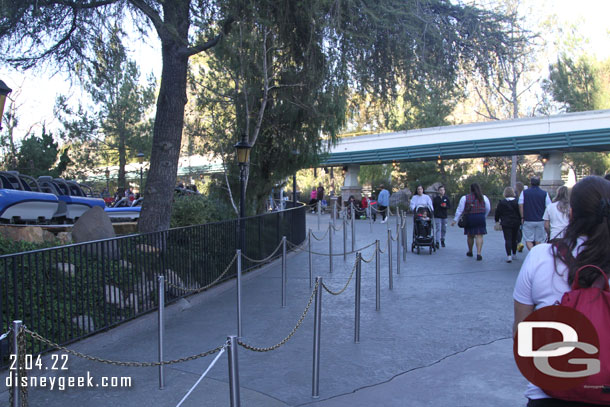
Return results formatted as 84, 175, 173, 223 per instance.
573, 264, 610, 291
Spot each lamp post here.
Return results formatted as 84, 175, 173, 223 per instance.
137, 151, 145, 194
105, 167, 110, 191
235, 135, 252, 251
0, 80, 13, 130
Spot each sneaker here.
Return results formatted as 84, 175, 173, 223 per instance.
507, 255, 512, 263
380, 219, 387, 224
441, 240, 445, 247
466, 252, 473, 257
435, 242, 440, 249
476, 254, 483, 261
517, 243, 524, 252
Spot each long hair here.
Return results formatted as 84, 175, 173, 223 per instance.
470, 183, 484, 203
552, 176, 610, 287
553, 186, 570, 217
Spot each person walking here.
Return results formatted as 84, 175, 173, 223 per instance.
410, 185, 434, 212
309, 188, 317, 212
513, 176, 610, 407
542, 185, 570, 240
432, 185, 450, 248
494, 186, 521, 263
515, 181, 525, 252
519, 177, 552, 250
451, 183, 490, 261
377, 186, 390, 223
316, 183, 325, 213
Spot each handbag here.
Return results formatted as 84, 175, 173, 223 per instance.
457, 198, 472, 228
493, 222, 502, 231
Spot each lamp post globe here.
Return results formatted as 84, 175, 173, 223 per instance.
234, 135, 252, 251
0, 80, 13, 130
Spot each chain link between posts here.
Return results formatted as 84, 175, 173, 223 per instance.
311, 228, 330, 241
23, 327, 224, 367
165, 253, 238, 294
288, 240, 376, 257
241, 240, 284, 263
321, 259, 358, 296
238, 280, 319, 352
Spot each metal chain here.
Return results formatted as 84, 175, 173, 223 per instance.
164, 253, 237, 294
311, 228, 330, 241
24, 327, 224, 367
238, 281, 319, 352
322, 259, 357, 295
361, 251, 377, 263
331, 222, 344, 231
241, 240, 284, 263
286, 240, 308, 252
290, 240, 376, 257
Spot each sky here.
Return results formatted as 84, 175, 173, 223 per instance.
1, 0, 609, 143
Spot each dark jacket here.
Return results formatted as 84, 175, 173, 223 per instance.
432, 195, 451, 219
495, 198, 521, 227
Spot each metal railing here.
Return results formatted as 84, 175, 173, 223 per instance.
0, 204, 306, 365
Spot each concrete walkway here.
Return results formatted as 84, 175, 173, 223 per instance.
1, 213, 529, 406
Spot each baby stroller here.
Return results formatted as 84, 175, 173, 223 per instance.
411, 205, 435, 255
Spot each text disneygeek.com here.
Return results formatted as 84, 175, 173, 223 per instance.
6, 372, 132, 390
5, 353, 132, 390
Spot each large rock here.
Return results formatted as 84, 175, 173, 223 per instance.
56, 232, 72, 245
72, 315, 95, 333
55, 262, 76, 278
72, 207, 118, 258
389, 188, 412, 207
72, 207, 116, 243
105, 284, 124, 306
425, 182, 444, 195
0, 225, 45, 244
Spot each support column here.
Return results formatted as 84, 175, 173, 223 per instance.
541, 151, 564, 196
341, 164, 362, 202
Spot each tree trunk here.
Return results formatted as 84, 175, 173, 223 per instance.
118, 131, 126, 190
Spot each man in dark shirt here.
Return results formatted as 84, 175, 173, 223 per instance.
432, 185, 451, 248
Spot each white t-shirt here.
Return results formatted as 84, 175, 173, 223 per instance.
512, 239, 584, 400
542, 202, 570, 239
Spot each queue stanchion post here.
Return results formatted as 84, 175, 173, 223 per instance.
236, 250, 243, 336
11, 320, 23, 407
328, 222, 333, 273
332, 196, 338, 229
396, 222, 401, 275
312, 277, 322, 398
368, 205, 372, 232
227, 335, 241, 407
343, 218, 347, 261
387, 229, 393, 290
351, 203, 355, 253
403, 215, 407, 261
158, 276, 165, 389
375, 240, 380, 311
317, 201, 321, 230
282, 236, 287, 308
308, 229, 313, 288
354, 253, 361, 343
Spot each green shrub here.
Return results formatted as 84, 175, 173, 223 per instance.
170, 194, 233, 228
0, 235, 60, 256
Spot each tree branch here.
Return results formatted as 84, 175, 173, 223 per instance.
184, 16, 234, 57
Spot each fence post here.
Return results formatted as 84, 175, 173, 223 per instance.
157, 276, 165, 390
282, 236, 287, 308
386, 206, 389, 223
312, 277, 322, 398
396, 222, 401, 275
317, 200, 321, 230
328, 222, 333, 273
331, 196, 337, 228
368, 205, 372, 232
375, 240, 380, 311
387, 229, 393, 290
354, 253, 361, 343
343, 218, 347, 261
227, 335, 241, 407
11, 320, 23, 407
308, 229, 313, 289
236, 250, 243, 336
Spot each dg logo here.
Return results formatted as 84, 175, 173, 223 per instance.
513, 305, 601, 391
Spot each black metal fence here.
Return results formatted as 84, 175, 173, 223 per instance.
0, 204, 306, 362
